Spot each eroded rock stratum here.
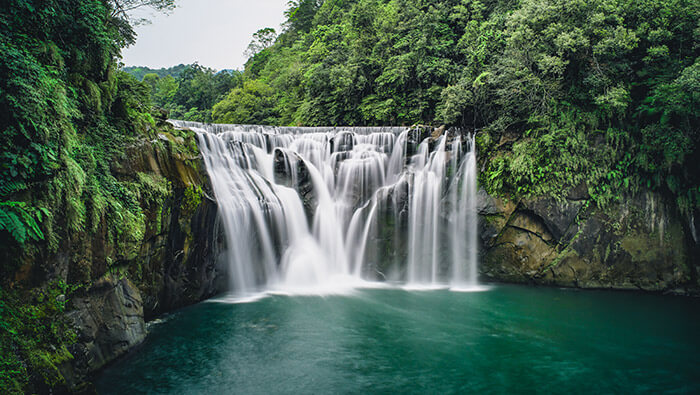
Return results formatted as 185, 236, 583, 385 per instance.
478, 190, 697, 294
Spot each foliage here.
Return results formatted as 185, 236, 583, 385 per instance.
202, 0, 698, 212
469, 0, 699, 210
0, 0, 143, 259
212, 80, 279, 124
0, 283, 78, 393
134, 64, 243, 122
0, 202, 48, 245
245, 28, 278, 58
0, 0, 180, 386
0, 0, 203, 391
124, 64, 189, 80
181, 184, 203, 214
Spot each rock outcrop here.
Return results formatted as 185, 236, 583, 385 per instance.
67, 276, 146, 379
15, 125, 229, 391
273, 148, 316, 222
478, 189, 698, 294
110, 130, 227, 320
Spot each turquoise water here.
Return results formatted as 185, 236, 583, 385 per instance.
96, 285, 700, 394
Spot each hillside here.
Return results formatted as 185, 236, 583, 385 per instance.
211, 0, 699, 214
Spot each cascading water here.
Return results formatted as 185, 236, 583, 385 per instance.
173, 120, 481, 295
449, 134, 479, 289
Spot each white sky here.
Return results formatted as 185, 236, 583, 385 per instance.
121, 0, 289, 71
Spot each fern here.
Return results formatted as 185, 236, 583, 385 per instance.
0, 207, 26, 243
0, 181, 28, 197
0, 202, 46, 245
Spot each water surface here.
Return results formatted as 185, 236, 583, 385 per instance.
97, 285, 700, 394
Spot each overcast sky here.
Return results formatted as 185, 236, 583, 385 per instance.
122, 0, 288, 71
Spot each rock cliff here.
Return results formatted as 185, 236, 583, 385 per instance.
64, 126, 228, 383
6, 124, 228, 392
478, 190, 698, 294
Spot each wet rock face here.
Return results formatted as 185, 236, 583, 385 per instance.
67, 277, 146, 375
405, 127, 431, 157
368, 177, 410, 279
333, 131, 355, 152
519, 198, 584, 242
296, 159, 316, 219
478, 190, 697, 294
55, 130, 228, 388
149, 191, 224, 319
273, 148, 317, 222
115, 134, 227, 320
274, 148, 296, 187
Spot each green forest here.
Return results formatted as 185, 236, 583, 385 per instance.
123, 64, 189, 80
0, 1, 177, 391
141, 0, 699, 211
130, 64, 242, 122
0, 0, 698, 392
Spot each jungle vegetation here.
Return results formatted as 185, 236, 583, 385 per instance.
0, 0, 698, 391
0, 0, 175, 391
140, 0, 698, 212
211, 0, 699, 211
123, 64, 190, 80
130, 64, 242, 122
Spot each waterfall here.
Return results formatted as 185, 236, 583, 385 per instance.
173, 121, 480, 295
449, 135, 479, 290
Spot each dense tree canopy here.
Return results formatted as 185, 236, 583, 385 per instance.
129, 64, 242, 122
123, 63, 189, 79
207, 0, 699, 211
245, 28, 278, 58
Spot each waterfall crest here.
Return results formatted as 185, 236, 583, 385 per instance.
174, 121, 480, 295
